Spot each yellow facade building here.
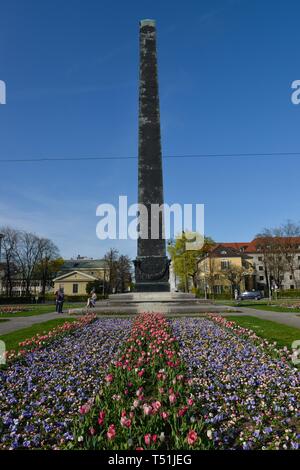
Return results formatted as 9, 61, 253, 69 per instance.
53, 258, 106, 297
197, 244, 255, 296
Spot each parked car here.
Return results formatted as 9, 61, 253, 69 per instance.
238, 290, 263, 301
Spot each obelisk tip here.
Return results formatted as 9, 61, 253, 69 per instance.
140, 19, 156, 28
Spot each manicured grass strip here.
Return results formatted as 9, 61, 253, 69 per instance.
226, 315, 300, 349
0, 318, 77, 352
215, 300, 300, 312
0, 303, 85, 318
239, 304, 300, 313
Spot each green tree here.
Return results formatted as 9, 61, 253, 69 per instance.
168, 232, 214, 292
86, 279, 108, 297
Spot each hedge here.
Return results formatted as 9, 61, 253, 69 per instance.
0, 297, 33, 305
277, 289, 300, 298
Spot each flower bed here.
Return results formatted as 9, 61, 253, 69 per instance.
173, 317, 300, 450
71, 313, 209, 450
0, 306, 29, 315
6, 314, 97, 362
0, 318, 131, 449
208, 314, 293, 361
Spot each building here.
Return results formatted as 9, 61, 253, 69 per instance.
197, 244, 255, 296
53, 258, 106, 296
239, 237, 300, 291
203, 237, 300, 294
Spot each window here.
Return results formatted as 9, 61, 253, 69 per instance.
258, 256, 263, 261
73, 283, 78, 294
290, 275, 293, 280
259, 266, 264, 271
221, 260, 230, 270
290, 285, 295, 290
259, 276, 264, 281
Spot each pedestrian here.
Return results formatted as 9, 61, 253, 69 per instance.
57, 289, 65, 313
91, 291, 97, 307
55, 290, 59, 312
87, 290, 97, 309
234, 288, 239, 301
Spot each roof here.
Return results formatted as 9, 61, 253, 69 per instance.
219, 242, 250, 251
53, 270, 98, 282
206, 244, 250, 258
60, 259, 106, 270
245, 237, 300, 253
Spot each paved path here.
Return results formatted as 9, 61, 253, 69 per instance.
0, 311, 73, 335
220, 306, 300, 329
1, 306, 300, 336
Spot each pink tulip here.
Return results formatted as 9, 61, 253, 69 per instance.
161, 411, 169, 420
143, 404, 153, 416
152, 400, 162, 412
79, 403, 90, 415
169, 393, 176, 404
107, 424, 116, 440
187, 429, 197, 446
144, 434, 151, 446
120, 416, 132, 428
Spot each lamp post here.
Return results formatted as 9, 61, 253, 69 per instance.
0, 233, 3, 262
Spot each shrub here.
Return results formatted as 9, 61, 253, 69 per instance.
278, 289, 300, 298
0, 296, 33, 305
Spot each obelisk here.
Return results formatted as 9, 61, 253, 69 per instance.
134, 19, 170, 292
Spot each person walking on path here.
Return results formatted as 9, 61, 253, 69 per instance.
55, 290, 59, 312
57, 289, 65, 313
87, 290, 97, 309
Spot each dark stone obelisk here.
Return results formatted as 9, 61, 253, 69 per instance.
134, 19, 170, 292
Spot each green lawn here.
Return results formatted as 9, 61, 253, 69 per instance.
215, 299, 300, 313
0, 303, 85, 318
0, 318, 77, 352
226, 315, 300, 349
239, 303, 300, 313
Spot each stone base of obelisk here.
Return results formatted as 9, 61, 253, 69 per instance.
134, 256, 171, 292
67, 292, 234, 315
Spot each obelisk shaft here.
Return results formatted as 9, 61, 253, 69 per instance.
134, 19, 170, 292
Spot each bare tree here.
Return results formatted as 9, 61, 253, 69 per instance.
256, 222, 299, 289
34, 238, 63, 298
275, 221, 300, 288
221, 264, 248, 298
14, 231, 43, 296
116, 255, 132, 293
197, 255, 219, 299
0, 226, 19, 296
104, 248, 119, 293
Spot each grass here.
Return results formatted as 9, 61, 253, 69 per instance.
0, 303, 85, 318
0, 318, 77, 352
215, 299, 300, 313
225, 315, 300, 349
238, 303, 300, 313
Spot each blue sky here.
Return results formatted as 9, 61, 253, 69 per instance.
0, 0, 300, 259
